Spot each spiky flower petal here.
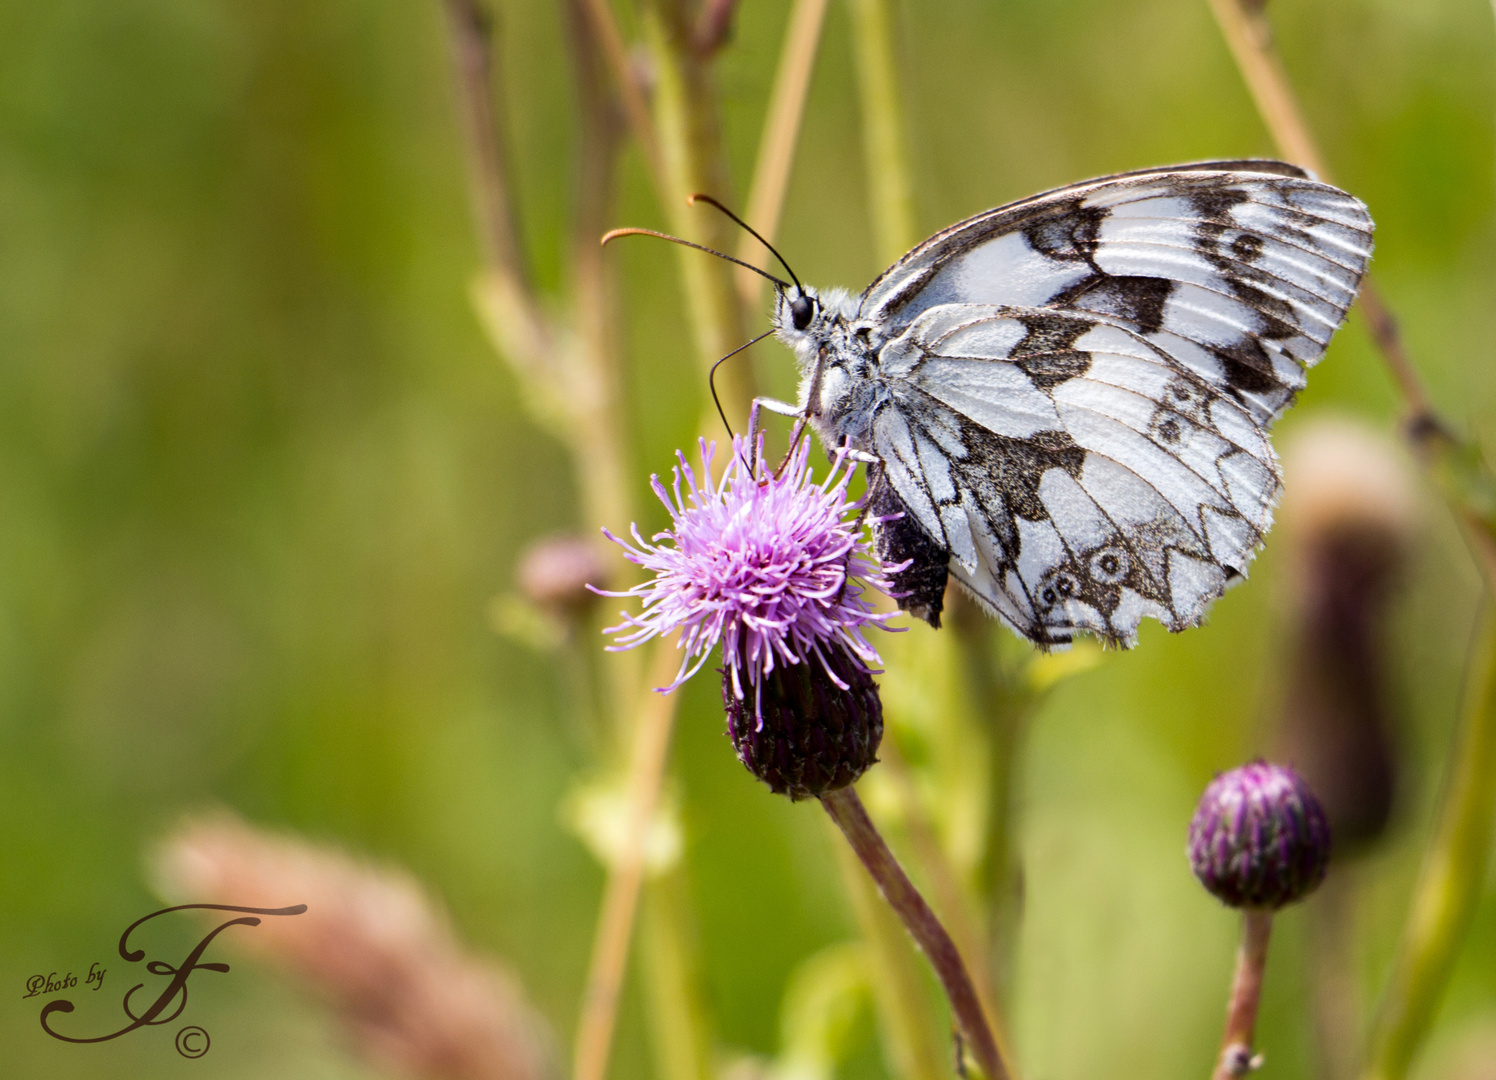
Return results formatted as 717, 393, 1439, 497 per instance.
599, 430, 898, 718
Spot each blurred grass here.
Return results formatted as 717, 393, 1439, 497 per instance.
0, 0, 1494, 1078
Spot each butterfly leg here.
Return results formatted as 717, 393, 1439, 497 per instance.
752, 396, 803, 417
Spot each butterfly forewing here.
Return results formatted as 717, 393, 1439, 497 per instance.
855, 162, 1373, 646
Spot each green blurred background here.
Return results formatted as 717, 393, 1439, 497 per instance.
2, 0, 1495, 1077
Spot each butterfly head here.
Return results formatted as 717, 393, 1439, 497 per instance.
771, 286, 860, 365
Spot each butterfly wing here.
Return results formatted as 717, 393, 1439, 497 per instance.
859, 163, 1372, 644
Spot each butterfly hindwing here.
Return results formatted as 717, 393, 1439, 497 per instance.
871, 303, 1287, 645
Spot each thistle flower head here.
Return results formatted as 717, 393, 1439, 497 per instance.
599, 429, 898, 718
1188, 760, 1332, 910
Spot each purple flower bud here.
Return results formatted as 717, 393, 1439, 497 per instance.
1188, 761, 1331, 910
723, 641, 882, 801
518, 535, 611, 614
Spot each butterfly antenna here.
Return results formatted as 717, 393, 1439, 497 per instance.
688, 194, 803, 292
709, 329, 776, 449
600, 228, 790, 290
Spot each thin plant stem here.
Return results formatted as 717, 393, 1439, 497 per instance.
641, 867, 714, 1080
443, 0, 549, 375
950, 597, 1034, 1013
577, 0, 666, 189
1213, 909, 1274, 1080
1204, 0, 1329, 178
1204, 0, 1496, 595
1360, 610, 1496, 1080
564, 0, 636, 542
643, 1, 755, 417
847, 0, 917, 264
734, 0, 831, 308
573, 642, 688, 1080
445, 0, 635, 537
877, 736, 1008, 1054
444, 0, 530, 292
821, 786, 1013, 1080
830, 829, 949, 1080
1204, 0, 1430, 419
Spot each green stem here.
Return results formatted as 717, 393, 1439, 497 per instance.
846, 0, 916, 263
642, 1, 755, 419
641, 868, 715, 1080
1360, 609, 1496, 1080
735, 0, 831, 309
952, 601, 1033, 1009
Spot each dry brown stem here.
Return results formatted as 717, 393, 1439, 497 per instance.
1205, 0, 1432, 420
876, 737, 1007, 1054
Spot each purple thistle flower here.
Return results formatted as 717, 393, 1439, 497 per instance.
1188, 760, 1332, 910
598, 429, 899, 720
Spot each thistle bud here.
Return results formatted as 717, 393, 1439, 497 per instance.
723, 643, 883, 801
518, 535, 610, 615
1189, 761, 1331, 910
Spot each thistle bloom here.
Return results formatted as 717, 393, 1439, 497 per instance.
600, 430, 898, 722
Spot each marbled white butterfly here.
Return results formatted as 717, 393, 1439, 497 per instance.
620, 161, 1373, 648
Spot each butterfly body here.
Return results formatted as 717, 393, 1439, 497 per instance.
764, 161, 1373, 649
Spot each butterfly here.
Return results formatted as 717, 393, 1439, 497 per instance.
611, 160, 1374, 648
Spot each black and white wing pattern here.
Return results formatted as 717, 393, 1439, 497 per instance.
860, 161, 1372, 646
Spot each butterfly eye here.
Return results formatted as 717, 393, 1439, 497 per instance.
790, 294, 814, 330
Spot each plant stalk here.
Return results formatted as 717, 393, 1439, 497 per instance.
572, 643, 687, 1080
846, 0, 916, 264
577, 0, 665, 187
1205, 0, 1496, 594
734, 0, 831, 308
1359, 610, 1496, 1080
643, 1, 755, 419
830, 828, 949, 1080
878, 736, 1000, 1037
1213, 909, 1274, 1080
821, 786, 1012, 1080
